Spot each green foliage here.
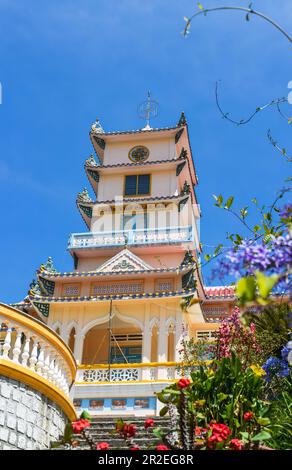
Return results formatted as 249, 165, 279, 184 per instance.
267, 384, 292, 450
157, 354, 272, 446
236, 272, 280, 306
244, 303, 291, 361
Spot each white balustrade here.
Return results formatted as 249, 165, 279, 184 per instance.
77, 363, 184, 383
68, 226, 193, 250
0, 312, 76, 397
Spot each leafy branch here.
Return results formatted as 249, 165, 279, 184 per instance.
183, 4, 292, 43
267, 129, 292, 162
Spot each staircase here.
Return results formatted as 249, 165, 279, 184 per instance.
52, 416, 171, 450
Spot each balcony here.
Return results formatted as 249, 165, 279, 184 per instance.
76, 361, 198, 383
68, 226, 193, 250
0, 304, 76, 404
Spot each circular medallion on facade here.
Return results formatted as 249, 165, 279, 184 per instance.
128, 145, 150, 163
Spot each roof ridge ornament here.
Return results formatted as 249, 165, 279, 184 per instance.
91, 118, 104, 134
138, 91, 159, 131
77, 187, 93, 203
43, 256, 57, 273
177, 111, 187, 127
85, 154, 98, 167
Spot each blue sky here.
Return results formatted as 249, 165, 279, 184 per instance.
0, 0, 290, 302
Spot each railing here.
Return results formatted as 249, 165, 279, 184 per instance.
76, 361, 198, 383
68, 226, 193, 250
0, 304, 76, 397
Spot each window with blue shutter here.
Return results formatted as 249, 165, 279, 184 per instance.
125, 175, 137, 195
137, 174, 150, 195
124, 174, 150, 196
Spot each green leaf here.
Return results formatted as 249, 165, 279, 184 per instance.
225, 196, 234, 209
251, 431, 272, 442
253, 225, 261, 232
197, 2, 204, 10
63, 423, 73, 443
204, 254, 211, 261
153, 427, 163, 439
80, 410, 92, 421
240, 431, 250, 442
236, 276, 256, 303
256, 271, 279, 299
256, 417, 270, 426
217, 194, 223, 207
159, 406, 169, 417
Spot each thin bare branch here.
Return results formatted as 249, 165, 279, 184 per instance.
184, 6, 292, 43
215, 81, 287, 126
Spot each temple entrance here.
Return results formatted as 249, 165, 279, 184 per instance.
82, 317, 142, 365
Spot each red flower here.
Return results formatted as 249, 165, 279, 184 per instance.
207, 423, 232, 448
130, 447, 140, 450
156, 444, 169, 450
120, 423, 137, 438
229, 439, 243, 451
177, 378, 191, 389
96, 442, 110, 450
243, 411, 253, 422
72, 419, 90, 434
144, 418, 154, 429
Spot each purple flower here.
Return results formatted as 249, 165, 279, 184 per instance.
262, 356, 290, 382
279, 203, 292, 221
212, 231, 292, 287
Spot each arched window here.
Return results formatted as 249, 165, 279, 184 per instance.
150, 325, 158, 362
167, 324, 175, 362
68, 327, 76, 353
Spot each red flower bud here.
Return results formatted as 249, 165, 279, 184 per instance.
144, 418, 154, 429
177, 378, 191, 389
243, 411, 253, 422
96, 442, 109, 450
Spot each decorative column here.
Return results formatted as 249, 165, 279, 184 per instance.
157, 308, 167, 379
74, 333, 85, 365
142, 304, 151, 380
175, 314, 184, 362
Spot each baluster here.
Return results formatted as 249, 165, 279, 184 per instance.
2, 327, 12, 359
53, 361, 60, 386
48, 354, 56, 384
12, 328, 22, 363
21, 332, 31, 367
29, 338, 38, 370
42, 347, 50, 380
36, 343, 45, 375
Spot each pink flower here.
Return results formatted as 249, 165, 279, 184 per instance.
96, 442, 109, 450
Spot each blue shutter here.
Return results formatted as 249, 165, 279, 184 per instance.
138, 174, 150, 195
125, 175, 137, 195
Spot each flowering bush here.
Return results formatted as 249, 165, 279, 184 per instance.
211, 306, 261, 366
157, 353, 273, 449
